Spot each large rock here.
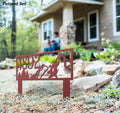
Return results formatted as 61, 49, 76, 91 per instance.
111, 70, 120, 88
0, 58, 15, 69
84, 61, 105, 76
115, 53, 120, 61
5, 58, 15, 68
103, 65, 120, 75
73, 59, 86, 78
27, 61, 71, 78
0, 61, 6, 69
57, 62, 71, 78
72, 74, 112, 92
29, 61, 52, 78
57, 59, 86, 78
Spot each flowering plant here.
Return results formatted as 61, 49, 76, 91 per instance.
101, 38, 111, 48
101, 38, 120, 50
95, 48, 119, 63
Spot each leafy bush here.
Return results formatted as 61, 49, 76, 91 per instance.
100, 85, 120, 99
16, 55, 57, 67
62, 43, 97, 61
102, 38, 120, 50
80, 49, 97, 62
40, 55, 57, 63
93, 38, 120, 63
16, 21, 39, 56
95, 48, 119, 63
110, 41, 120, 50
17, 59, 31, 67
62, 43, 81, 53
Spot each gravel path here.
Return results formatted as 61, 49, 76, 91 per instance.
0, 69, 120, 113
0, 69, 16, 94
0, 69, 64, 94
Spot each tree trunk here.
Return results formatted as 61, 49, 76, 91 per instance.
11, 0, 16, 58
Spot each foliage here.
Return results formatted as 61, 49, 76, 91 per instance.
17, 58, 31, 67
110, 41, 120, 50
0, 63, 8, 69
21, 60, 31, 67
94, 38, 119, 63
41, 0, 43, 7
62, 43, 81, 53
16, 21, 39, 56
0, 0, 39, 61
16, 55, 57, 67
0, 26, 11, 61
16, 0, 39, 57
40, 55, 57, 63
102, 38, 120, 50
95, 48, 119, 63
100, 85, 120, 99
0, 0, 11, 61
0, 21, 39, 61
80, 49, 97, 62
62, 43, 97, 61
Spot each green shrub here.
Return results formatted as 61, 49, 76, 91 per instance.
17, 58, 31, 67
102, 38, 120, 50
62, 43, 97, 61
40, 55, 57, 63
62, 42, 81, 54
100, 85, 120, 99
95, 48, 119, 63
4, 64, 8, 69
80, 49, 97, 62
63, 43, 97, 61
16, 55, 57, 67
110, 41, 120, 50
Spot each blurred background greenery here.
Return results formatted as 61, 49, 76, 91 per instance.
0, 0, 41, 61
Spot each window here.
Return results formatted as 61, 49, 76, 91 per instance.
88, 10, 99, 42
43, 23, 47, 40
114, 0, 120, 34
42, 19, 53, 41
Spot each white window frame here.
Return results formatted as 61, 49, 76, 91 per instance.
74, 17, 87, 42
42, 18, 54, 42
88, 10, 99, 42
113, 0, 120, 36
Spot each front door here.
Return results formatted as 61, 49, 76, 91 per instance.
75, 19, 85, 42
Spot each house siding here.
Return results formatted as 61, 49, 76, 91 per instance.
100, 0, 113, 40
100, 0, 120, 42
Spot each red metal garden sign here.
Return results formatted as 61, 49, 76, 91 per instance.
16, 48, 73, 98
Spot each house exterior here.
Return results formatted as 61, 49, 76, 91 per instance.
31, 0, 120, 51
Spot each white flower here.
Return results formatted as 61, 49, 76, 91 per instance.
100, 52, 104, 55
102, 38, 106, 41
111, 56, 115, 60
112, 49, 115, 52
94, 53, 98, 57
108, 44, 112, 47
106, 39, 110, 44
101, 42, 104, 45
104, 48, 107, 52
101, 32, 105, 37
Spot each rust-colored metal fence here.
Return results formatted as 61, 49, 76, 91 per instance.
16, 48, 73, 98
